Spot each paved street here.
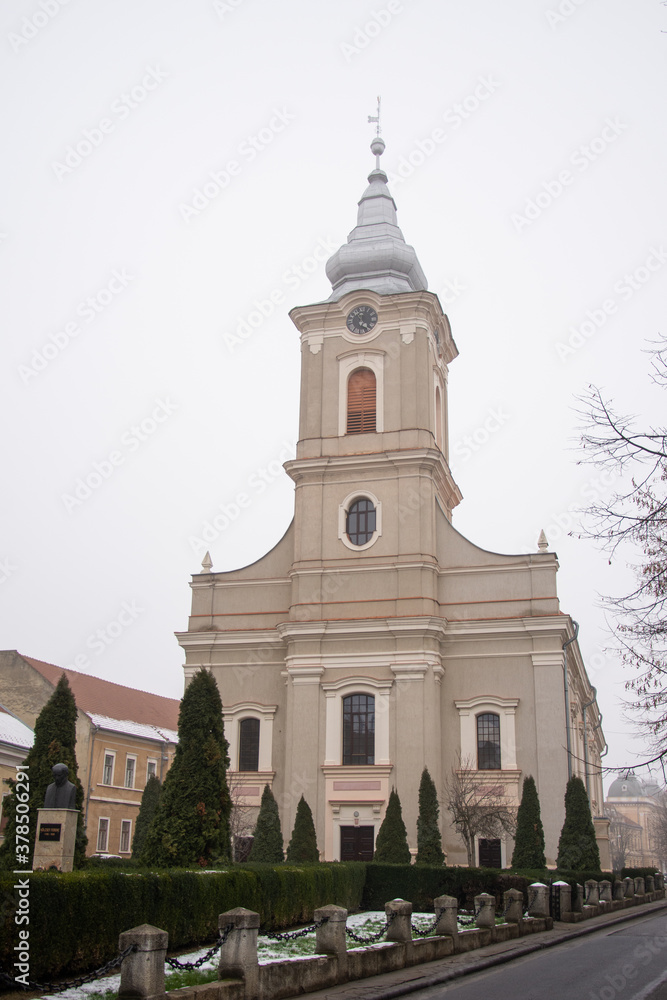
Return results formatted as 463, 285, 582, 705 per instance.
404, 910, 667, 1000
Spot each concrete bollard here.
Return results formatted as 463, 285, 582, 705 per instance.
599, 880, 612, 902
217, 907, 260, 998
655, 872, 664, 890
118, 924, 168, 1000
645, 876, 655, 894
613, 880, 625, 901
572, 883, 584, 912
552, 881, 572, 916
528, 883, 549, 918
385, 899, 413, 944
623, 877, 634, 898
434, 894, 459, 940
502, 888, 524, 924
584, 880, 599, 906
315, 904, 348, 958
634, 877, 645, 896
474, 893, 496, 929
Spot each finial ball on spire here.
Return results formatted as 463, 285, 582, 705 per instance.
371, 137, 385, 158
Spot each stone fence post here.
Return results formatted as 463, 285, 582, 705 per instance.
552, 881, 572, 916
385, 899, 413, 944
315, 904, 347, 975
572, 884, 584, 913
634, 877, 645, 896
584, 880, 599, 906
218, 907, 260, 999
474, 893, 495, 929
599, 880, 612, 902
434, 895, 459, 941
645, 876, 655, 894
655, 873, 664, 890
528, 882, 549, 918
623, 877, 634, 898
613, 880, 625, 902
502, 888, 523, 923
118, 924, 168, 1000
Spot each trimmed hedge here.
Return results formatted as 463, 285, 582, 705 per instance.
0, 863, 366, 980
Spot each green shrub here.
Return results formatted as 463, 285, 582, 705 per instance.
416, 768, 444, 866
556, 776, 601, 871
373, 789, 411, 864
512, 776, 546, 869
248, 786, 284, 863
285, 797, 319, 862
0, 862, 365, 980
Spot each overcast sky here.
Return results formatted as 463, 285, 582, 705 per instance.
2, 0, 666, 789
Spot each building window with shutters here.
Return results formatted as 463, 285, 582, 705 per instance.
238, 718, 260, 771
97, 817, 110, 853
119, 819, 132, 854
477, 713, 501, 770
342, 694, 375, 765
102, 752, 115, 785
347, 368, 376, 434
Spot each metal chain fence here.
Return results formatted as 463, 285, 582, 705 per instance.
262, 916, 329, 942
166, 923, 234, 970
410, 908, 445, 938
345, 910, 396, 944
0, 943, 136, 994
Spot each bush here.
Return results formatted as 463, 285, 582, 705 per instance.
416, 768, 444, 865
556, 776, 601, 871
512, 776, 546, 869
285, 796, 319, 862
0, 862, 366, 979
373, 789, 410, 864
248, 785, 284, 863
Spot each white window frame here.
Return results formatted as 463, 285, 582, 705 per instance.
146, 759, 157, 782
322, 676, 392, 767
97, 817, 110, 853
222, 703, 277, 772
119, 819, 132, 854
102, 751, 115, 786
338, 489, 383, 552
338, 350, 385, 436
454, 697, 519, 770
124, 755, 137, 789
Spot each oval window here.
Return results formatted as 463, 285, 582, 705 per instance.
346, 498, 376, 546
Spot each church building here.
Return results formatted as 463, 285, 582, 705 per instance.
176, 136, 607, 867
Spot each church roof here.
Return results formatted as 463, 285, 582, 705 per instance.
607, 770, 661, 799
20, 654, 180, 731
325, 137, 428, 301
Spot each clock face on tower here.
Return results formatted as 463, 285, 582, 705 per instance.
346, 305, 378, 335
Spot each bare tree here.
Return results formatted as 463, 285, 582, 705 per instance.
606, 803, 640, 871
576, 337, 667, 764
444, 756, 517, 867
227, 771, 257, 861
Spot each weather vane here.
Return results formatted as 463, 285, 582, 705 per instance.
368, 96, 382, 137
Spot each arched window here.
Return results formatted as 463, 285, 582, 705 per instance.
347, 368, 376, 434
477, 713, 501, 770
342, 694, 375, 765
238, 718, 260, 772
346, 498, 376, 546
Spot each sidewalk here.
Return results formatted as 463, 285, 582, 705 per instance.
298, 898, 667, 1000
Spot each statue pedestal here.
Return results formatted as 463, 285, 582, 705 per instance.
33, 809, 78, 872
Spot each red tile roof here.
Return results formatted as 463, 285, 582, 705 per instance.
20, 655, 180, 730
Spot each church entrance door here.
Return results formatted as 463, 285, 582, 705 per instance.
340, 825, 375, 861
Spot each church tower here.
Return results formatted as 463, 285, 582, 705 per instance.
177, 137, 607, 866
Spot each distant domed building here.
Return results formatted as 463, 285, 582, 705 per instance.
606, 770, 665, 870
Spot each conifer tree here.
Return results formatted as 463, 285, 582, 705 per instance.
131, 774, 162, 860
373, 788, 411, 863
416, 767, 444, 865
511, 775, 546, 869
248, 784, 284, 862
285, 795, 319, 862
141, 669, 231, 867
556, 775, 601, 871
0, 673, 87, 869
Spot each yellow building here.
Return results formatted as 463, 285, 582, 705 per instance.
606, 771, 666, 871
0, 651, 179, 857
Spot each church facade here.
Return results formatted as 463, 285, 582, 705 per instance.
177, 137, 607, 867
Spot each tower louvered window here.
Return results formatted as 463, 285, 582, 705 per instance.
347, 368, 376, 434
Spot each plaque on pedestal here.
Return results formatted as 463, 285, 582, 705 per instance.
33, 808, 78, 871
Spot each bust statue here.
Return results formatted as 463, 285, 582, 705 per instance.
44, 763, 77, 810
